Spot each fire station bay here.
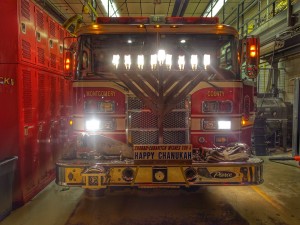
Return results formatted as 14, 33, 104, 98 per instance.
1, 0, 300, 225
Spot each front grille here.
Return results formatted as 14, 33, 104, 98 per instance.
163, 111, 188, 128
131, 131, 159, 144
129, 111, 157, 128
128, 97, 145, 110
127, 97, 190, 144
163, 130, 187, 144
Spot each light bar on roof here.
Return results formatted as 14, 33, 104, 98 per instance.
97, 17, 149, 24
96, 16, 219, 24
165, 17, 219, 24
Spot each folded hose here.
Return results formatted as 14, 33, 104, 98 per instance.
203, 143, 250, 162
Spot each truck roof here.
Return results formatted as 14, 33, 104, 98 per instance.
75, 16, 239, 38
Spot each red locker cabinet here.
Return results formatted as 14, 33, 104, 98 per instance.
37, 71, 54, 185
0, 65, 19, 160
35, 6, 49, 69
48, 18, 59, 71
58, 27, 65, 73
19, 0, 36, 65
0, 0, 72, 207
50, 75, 61, 119
16, 65, 39, 204
0, 1, 18, 63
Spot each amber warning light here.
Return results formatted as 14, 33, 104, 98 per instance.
245, 36, 260, 79
64, 52, 71, 72
250, 45, 257, 57
65, 58, 70, 70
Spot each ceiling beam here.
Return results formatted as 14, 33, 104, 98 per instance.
35, 0, 67, 23
172, 0, 189, 17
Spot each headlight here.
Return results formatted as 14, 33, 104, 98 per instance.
202, 120, 231, 130
218, 121, 231, 130
86, 119, 100, 131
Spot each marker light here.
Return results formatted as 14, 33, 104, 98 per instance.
124, 55, 131, 70
137, 55, 144, 70
191, 55, 198, 70
157, 50, 166, 65
151, 54, 157, 70
250, 45, 256, 57
112, 54, 120, 69
203, 54, 210, 69
65, 60, 70, 70
241, 119, 246, 126
178, 55, 185, 71
166, 54, 172, 70
86, 119, 100, 131
64, 52, 71, 71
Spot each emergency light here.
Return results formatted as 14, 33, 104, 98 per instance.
245, 36, 260, 79
249, 45, 257, 57
64, 51, 71, 74
97, 16, 219, 25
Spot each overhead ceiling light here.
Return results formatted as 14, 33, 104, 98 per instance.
203, 0, 228, 17
101, 0, 120, 17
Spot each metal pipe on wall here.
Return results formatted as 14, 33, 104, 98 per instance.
287, 0, 293, 27
292, 78, 300, 157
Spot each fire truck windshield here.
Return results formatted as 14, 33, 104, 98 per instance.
76, 33, 238, 80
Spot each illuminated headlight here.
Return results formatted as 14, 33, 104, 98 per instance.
86, 119, 100, 131
203, 120, 231, 130
218, 121, 231, 130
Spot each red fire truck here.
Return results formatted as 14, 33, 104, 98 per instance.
56, 16, 263, 191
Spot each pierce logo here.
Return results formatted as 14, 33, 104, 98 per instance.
211, 171, 236, 179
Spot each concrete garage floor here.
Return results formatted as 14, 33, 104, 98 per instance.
1, 154, 300, 225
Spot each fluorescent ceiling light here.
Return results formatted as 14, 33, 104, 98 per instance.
203, 0, 228, 17
101, 0, 120, 17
